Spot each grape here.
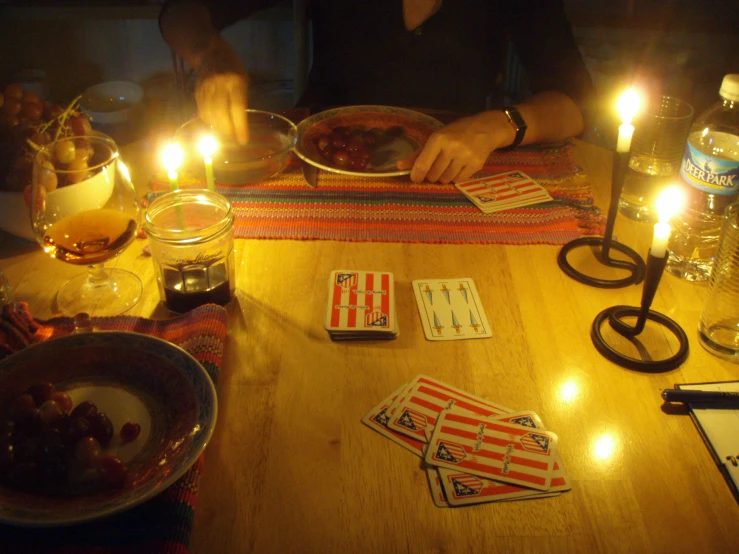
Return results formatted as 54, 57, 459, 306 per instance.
22, 90, 40, 105
38, 400, 64, 425
120, 422, 141, 443
69, 116, 92, 137
96, 455, 128, 487
37, 159, 58, 192
89, 412, 113, 446
54, 139, 76, 164
4, 84, 23, 101
74, 436, 101, 467
0, 91, 4, 109
65, 158, 89, 184
27, 382, 55, 407
70, 400, 97, 420
11, 393, 36, 420
2, 98, 21, 117
64, 416, 91, 444
332, 150, 349, 167
50, 391, 73, 414
21, 102, 42, 121
330, 134, 348, 149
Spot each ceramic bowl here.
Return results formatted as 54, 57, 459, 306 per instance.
80, 81, 144, 125
0, 331, 217, 527
175, 109, 297, 185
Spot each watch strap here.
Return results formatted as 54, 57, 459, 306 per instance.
503, 106, 527, 149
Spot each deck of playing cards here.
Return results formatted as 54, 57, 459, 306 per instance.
412, 278, 492, 341
362, 375, 571, 507
455, 171, 552, 213
324, 270, 399, 341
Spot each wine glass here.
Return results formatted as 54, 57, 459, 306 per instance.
30, 134, 143, 316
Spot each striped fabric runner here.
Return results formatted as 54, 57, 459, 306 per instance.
0, 303, 228, 554
152, 142, 605, 245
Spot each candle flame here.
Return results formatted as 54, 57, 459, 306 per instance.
198, 135, 218, 158
617, 88, 641, 125
656, 185, 683, 223
162, 143, 184, 173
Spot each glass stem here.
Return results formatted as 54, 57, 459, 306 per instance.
87, 264, 108, 286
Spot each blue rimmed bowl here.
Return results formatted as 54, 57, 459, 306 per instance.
0, 331, 217, 527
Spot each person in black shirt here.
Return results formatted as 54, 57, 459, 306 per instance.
160, 0, 593, 184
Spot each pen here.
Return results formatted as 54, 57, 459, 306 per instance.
662, 389, 739, 404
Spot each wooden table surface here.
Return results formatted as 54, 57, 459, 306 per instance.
1, 138, 738, 553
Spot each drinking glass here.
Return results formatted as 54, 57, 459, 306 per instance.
698, 202, 739, 362
30, 135, 142, 316
618, 95, 694, 223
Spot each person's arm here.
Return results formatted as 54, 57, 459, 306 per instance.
159, 1, 278, 143
407, 0, 592, 184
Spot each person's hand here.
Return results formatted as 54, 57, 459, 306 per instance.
194, 38, 249, 145
398, 111, 513, 184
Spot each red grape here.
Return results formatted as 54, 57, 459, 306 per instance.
331, 150, 349, 167
21, 102, 42, 121
50, 391, 73, 414
27, 383, 55, 407
70, 400, 97, 420
74, 436, 101, 467
69, 116, 92, 137
4, 83, 23, 101
120, 422, 141, 443
96, 455, 128, 487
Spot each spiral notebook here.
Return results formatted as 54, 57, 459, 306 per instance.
677, 381, 739, 503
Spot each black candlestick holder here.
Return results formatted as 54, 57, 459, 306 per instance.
591, 251, 690, 372
557, 151, 646, 288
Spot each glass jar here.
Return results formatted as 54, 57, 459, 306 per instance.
144, 190, 235, 313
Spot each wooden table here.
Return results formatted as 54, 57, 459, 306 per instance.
1, 139, 738, 553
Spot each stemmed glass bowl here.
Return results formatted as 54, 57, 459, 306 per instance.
30, 134, 142, 316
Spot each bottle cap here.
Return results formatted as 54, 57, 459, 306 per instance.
719, 74, 739, 102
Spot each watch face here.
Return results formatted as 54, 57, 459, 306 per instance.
506, 108, 526, 129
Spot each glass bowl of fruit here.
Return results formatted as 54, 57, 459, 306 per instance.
0, 331, 217, 527
0, 86, 101, 240
175, 108, 297, 185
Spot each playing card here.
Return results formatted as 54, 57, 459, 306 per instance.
412, 278, 492, 341
424, 463, 449, 508
425, 409, 558, 491
455, 171, 552, 214
325, 270, 399, 340
361, 386, 426, 458
387, 375, 511, 442
436, 411, 571, 505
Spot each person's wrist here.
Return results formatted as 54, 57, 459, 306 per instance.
474, 111, 517, 150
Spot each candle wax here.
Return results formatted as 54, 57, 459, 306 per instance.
168, 171, 179, 191
617, 123, 634, 153
204, 157, 215, 191
651, 222, 671, 258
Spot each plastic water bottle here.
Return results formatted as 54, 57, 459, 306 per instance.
666, 74, 739, 281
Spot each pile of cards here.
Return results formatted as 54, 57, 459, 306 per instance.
324, 270, 399, 341
455, 171, 552, 214
362, 375, 571, 507
412, 278, 492, 341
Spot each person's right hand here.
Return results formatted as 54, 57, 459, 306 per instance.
195, 37, 249, 145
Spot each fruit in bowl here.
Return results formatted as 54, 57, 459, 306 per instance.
0, 87, 109, 240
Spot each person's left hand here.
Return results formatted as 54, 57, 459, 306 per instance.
398, 111, 512, 184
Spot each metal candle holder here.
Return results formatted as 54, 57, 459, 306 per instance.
557, 151, 646, 288
591, 252, 690, 372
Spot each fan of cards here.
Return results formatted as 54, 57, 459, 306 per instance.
324, 270, 399, 341
362, 375, 571, 507
455, 171, 552, 213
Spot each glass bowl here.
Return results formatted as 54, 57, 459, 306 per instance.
175, 109, 297, 185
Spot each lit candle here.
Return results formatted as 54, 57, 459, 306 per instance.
198, 135, 218, 191
616, 89, 640, 153
651, 186, 683, 257
162, 143, 184, 191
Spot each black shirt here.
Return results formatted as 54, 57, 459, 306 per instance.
162, 0, 593, 114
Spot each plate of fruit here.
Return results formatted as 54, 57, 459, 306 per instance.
0, 331, 217, 527
294, 105, 443, 177
0, 83, 101, 240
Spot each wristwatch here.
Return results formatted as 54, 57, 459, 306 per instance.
503, 106, 527, 149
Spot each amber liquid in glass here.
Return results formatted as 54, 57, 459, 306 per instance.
43, 209, 137, 265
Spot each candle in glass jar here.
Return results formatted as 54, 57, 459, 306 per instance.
651, 186, 683, 258
198, 136, 218, 191
616, 88, 641, 153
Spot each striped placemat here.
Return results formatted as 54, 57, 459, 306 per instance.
152, 141, 605, 245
